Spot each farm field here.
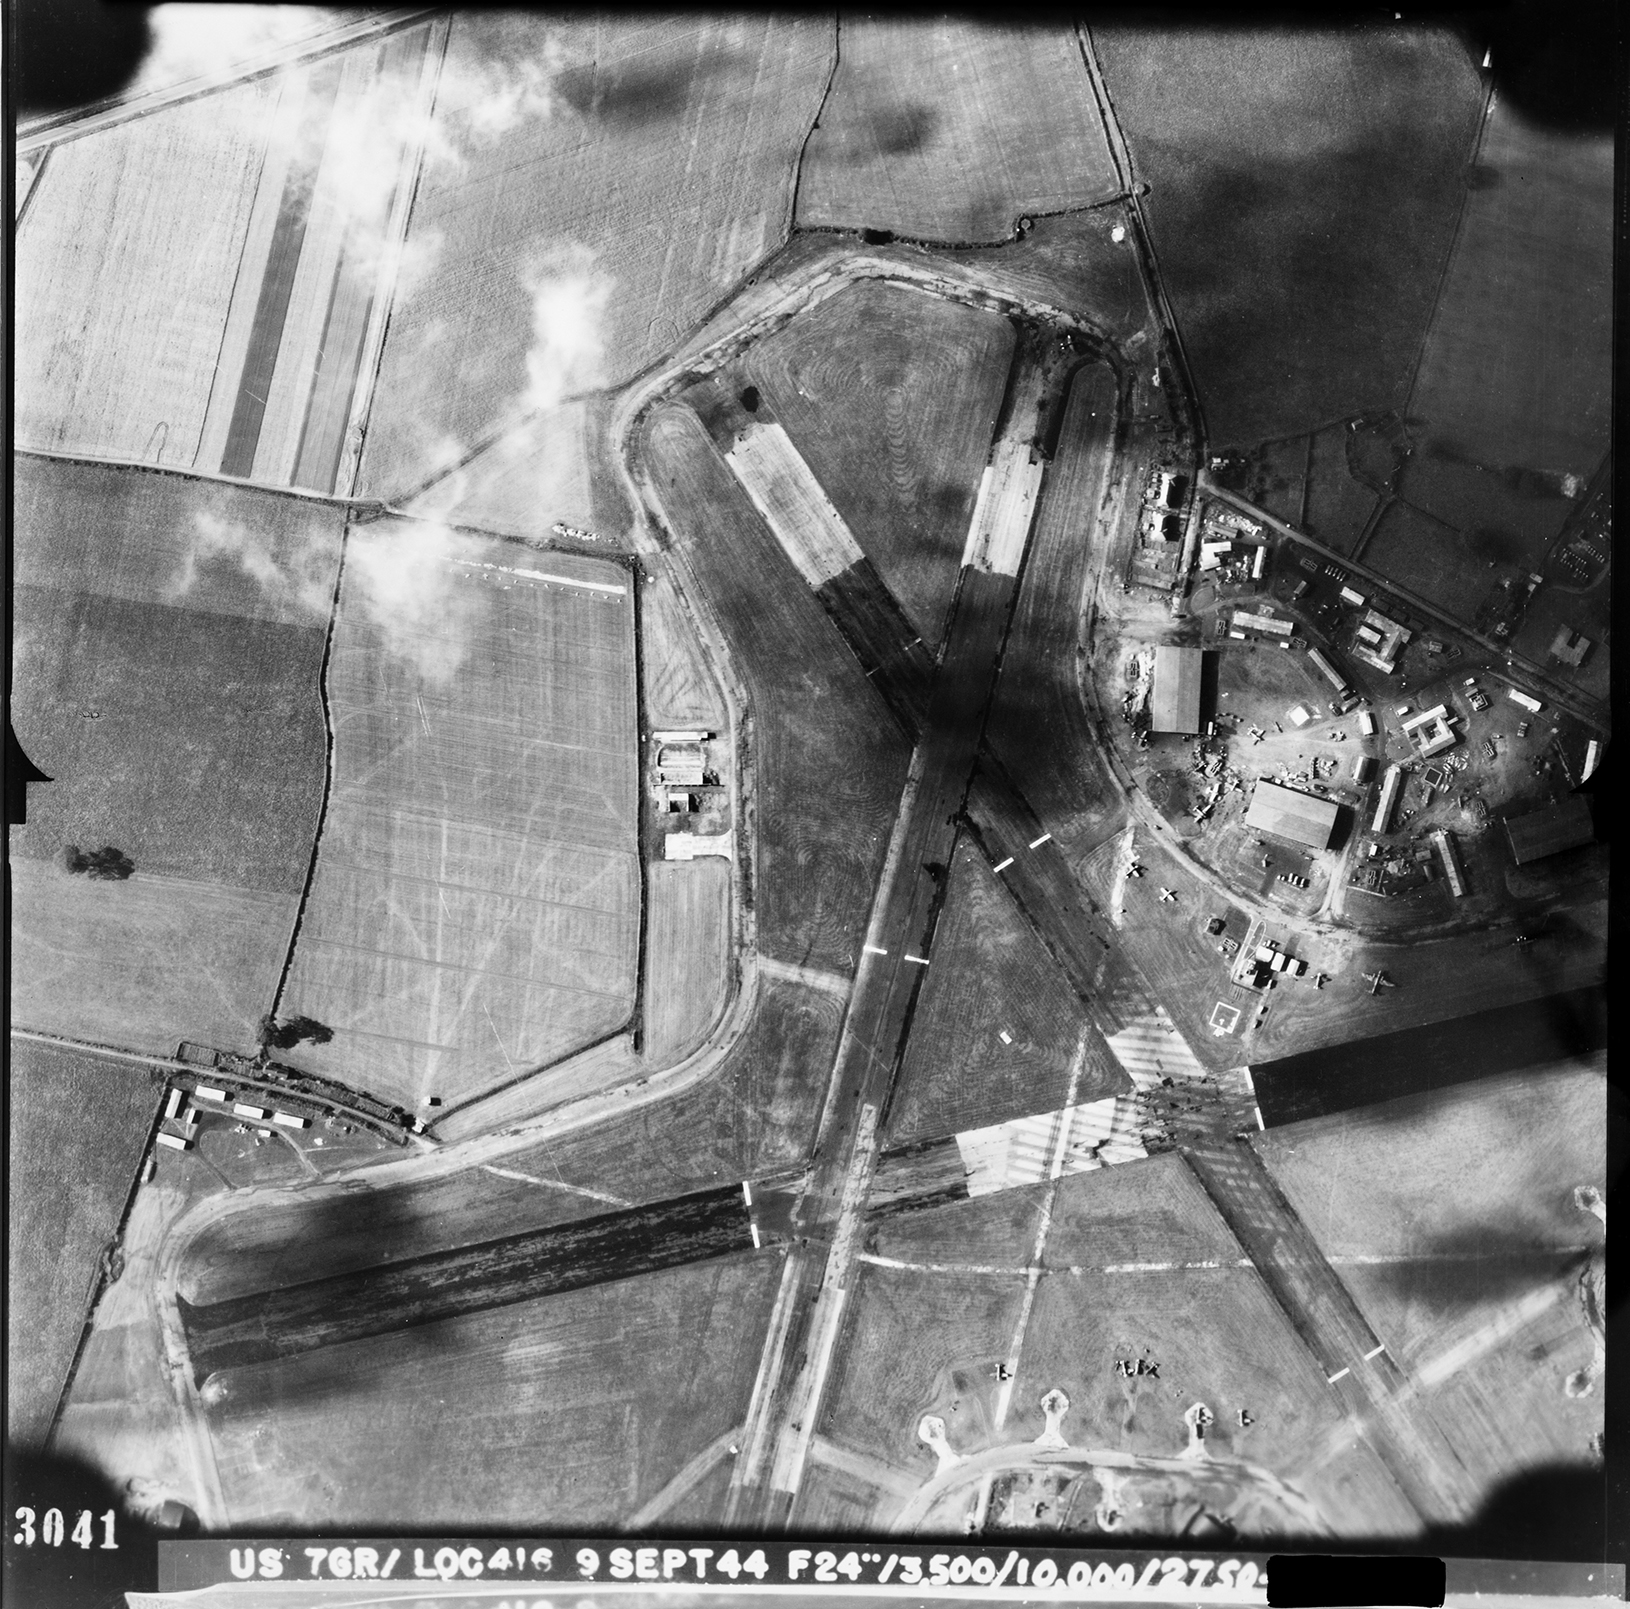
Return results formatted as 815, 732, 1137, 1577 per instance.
985, 363, 1123, 854
205, 1252, 783, 1528
402, 394, 637, 546
740, 280, 1014, 648
886, 840, 1126, 1145
942, 206, 1156, 342
1253, 1067, 1605, 1495
15, 83, 271, 465
640, 404, 910, 976
18, 28, 434, 490
1092, 25, 1484, 446
1302, 423, 1378, 555
278, 523, 639, 1109
640, 567, 728, 731
1356, 497, 1470, 620
7, 1039, 162, 1449
10, 457, 343, 1052
796, 17, 1119, 242
643, 860, 733, 1067
358, 13, 835, 499
1406, 101, 1613, 482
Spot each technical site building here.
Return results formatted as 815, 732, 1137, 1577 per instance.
1244, 779, 1339, 851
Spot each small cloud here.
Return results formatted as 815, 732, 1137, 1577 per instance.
521, 246, 613, 414
133, 5, 341, 94
168, 511, 334, 618
344, 519, 488, 684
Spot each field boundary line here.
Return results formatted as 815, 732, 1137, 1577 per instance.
14, 144, 51, 229
16, 9, 439, 151
1398, 69, 1498, 435
268, 517, 352, 1022
787, 14, 841, 228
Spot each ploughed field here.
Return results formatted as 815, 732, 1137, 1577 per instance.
10, 456, 344, 1053
278, 523, 639, 1109
1093, 25, 1484, 447
796, 17, 1119, 242
7, 1038, 163, 1450
18, 26, 435, 492
359, 13, 835, 499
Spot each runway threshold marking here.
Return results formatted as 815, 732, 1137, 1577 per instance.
863, 944, 888, 956
742, 1181, 753, 1207
1028, 833, 1052, 849
1326, 1367, 1351, 1384
992, 857, 1014, 873
1363, 1343, 1385, 1361
905, 954, 930, 966
751, 1222, 762, 1249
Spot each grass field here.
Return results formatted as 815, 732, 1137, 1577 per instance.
1406, 101, 1612, 479
358, 14, 835, 499
943, 206, 1156, 342
796, 17, 1119, 242
641, 568, 727, 731
1361, 497, 1477, 621
1253, 1067, 1605, 1494
886, 840, 1125, 1146
740, 281, 1014, 647
279, 523, 639, 1108
1302, 423, 1378, 554
7, 1039, 161, 1449
644, 860, 732, 1067
986, 364, 1123, 854
642, 405, 910, 976
205, 1251, 783, 1527
15, 83, 270, 465
10, 457, 343, 1052
1093, 25, 1484, 446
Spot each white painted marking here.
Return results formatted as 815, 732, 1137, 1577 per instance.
998, 1030, 1013, 1045
1255, 1105, 1266, 1130
1028, 833, 1051, 849
905, 954, 929, 966
750, 1221, 761, 1250
1327, 1367, 1350, 1384
1363, 1343, 1385, 1361
742, 1180, 753, 1207
863, 943, 888, 955
992, 857, 1014, 873
452, 557, 626, 595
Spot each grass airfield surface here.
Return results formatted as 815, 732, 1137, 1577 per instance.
886, 839, 1127, 1146
642, 404, 910, 977
1095, 24, 1483, 447
359, 13, 834, 498
741, 280, 1013, 649
10, 457, 343, 1052
796, 17, 1119, 241
821, 1154, 1415, 1536
1254, 1066, 1605, 1487
279, 522, 638, 1108
205, 1251, 782, 1528
6, 1039, 160, 1449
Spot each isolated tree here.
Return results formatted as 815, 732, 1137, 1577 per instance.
60, 844, 134, 880
259, 1014, 336, 1051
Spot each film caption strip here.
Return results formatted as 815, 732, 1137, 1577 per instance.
161, 1539, 1274, 1597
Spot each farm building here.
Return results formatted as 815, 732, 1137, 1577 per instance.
1150, 645, 1204, 734
1504, 797, 1595, 865
1244, 779, 1339, 851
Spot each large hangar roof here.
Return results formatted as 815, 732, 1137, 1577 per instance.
1244, 779, 1338, 850
1150, 645, 1203, 734
1504, 796, 1594, 865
